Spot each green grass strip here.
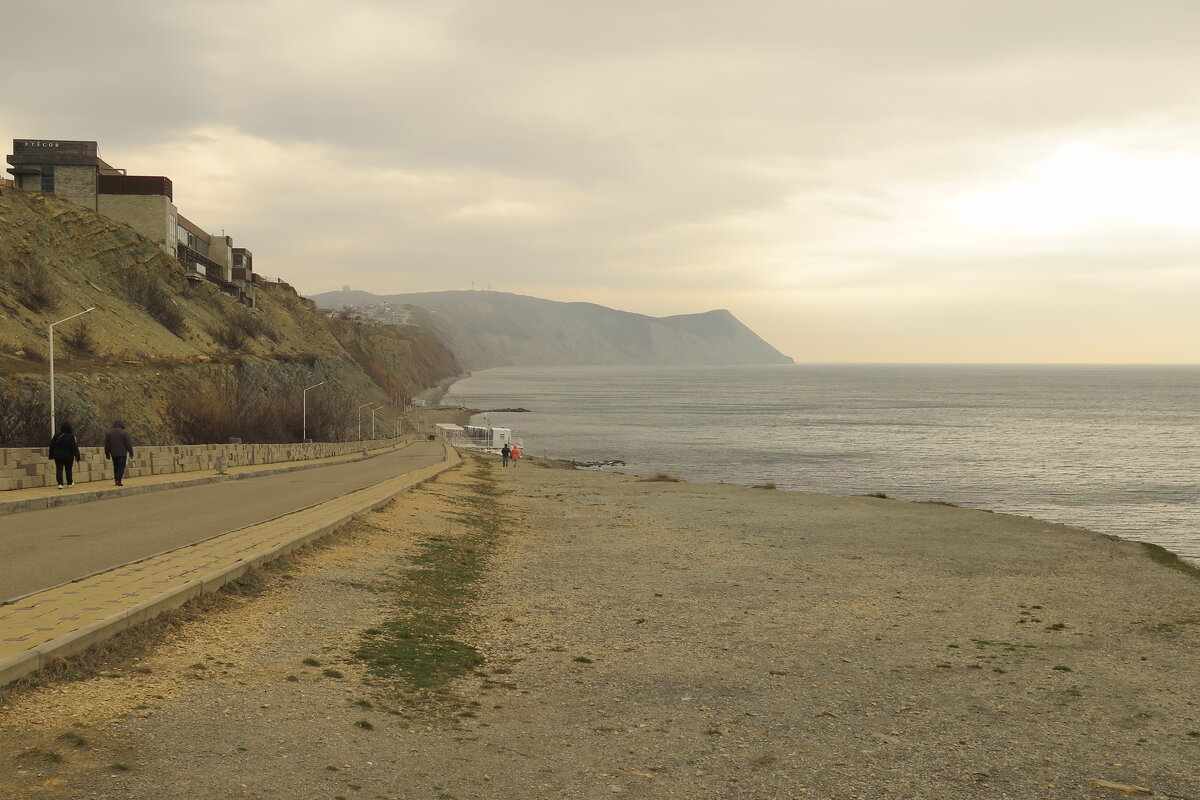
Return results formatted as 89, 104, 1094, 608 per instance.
1138, 541, 1200, 581
353, 457, 505, 697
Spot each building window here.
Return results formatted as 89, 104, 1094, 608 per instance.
40, 165, 55, 193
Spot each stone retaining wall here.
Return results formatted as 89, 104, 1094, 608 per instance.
0, 438, 405, 491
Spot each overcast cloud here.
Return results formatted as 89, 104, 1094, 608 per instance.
4, 0, 1200, 361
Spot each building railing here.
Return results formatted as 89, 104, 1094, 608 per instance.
177, 244, 252, 305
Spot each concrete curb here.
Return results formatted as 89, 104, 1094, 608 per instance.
0, 445, 461, 687
0, 442, 407, 517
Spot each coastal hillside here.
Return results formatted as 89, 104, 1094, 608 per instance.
0, 187, 459, 446
309, 289, 793, 369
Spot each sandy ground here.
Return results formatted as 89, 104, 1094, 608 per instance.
1, 457, 1199, 799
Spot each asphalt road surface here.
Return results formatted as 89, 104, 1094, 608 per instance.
0, 441, 447, 602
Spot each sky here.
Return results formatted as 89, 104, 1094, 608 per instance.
4, 0, 1200, 363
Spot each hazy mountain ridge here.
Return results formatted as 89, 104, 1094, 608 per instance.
309, 289, 793, 369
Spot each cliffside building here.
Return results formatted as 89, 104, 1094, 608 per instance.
6, 138, 256, 306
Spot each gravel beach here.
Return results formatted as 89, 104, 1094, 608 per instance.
2, 456, 1198, 799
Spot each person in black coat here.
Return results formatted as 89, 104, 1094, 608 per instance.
49, 421, 82, 489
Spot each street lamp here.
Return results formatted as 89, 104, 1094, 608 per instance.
370, 404, 384, 439
356, 402, 375, 441
302, 381, 325, 442
49, 307, 95, 436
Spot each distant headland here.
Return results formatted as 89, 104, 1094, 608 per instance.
308, 289, 794, 369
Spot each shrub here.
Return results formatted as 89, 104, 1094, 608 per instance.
639, 472, 681, 482
168, 377, 243, 444
60, 322, 96, 356
3, 254, 60, 312
125, 268, 185, 335
210, 323, 249, 351
229, 307, 274, 342
167, 369, 351, 444
0, 379, 47, 446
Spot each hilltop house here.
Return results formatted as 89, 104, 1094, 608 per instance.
6, 139, 256, 306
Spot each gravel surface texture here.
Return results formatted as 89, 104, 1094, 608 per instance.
1, 456, 1198, 799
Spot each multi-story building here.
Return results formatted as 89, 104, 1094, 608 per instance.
6, 139, 255, 306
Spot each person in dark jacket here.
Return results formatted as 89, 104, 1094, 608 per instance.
49, 421, 82, 489
103, 420, 135, 487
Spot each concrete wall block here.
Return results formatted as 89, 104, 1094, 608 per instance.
96, 193, 176, 249
54, 165, 98, 210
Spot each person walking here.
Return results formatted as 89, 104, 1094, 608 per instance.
48, 421, 82, 489
104, 420, 135, 487
501, 442, 511, 467
510, 443, 521, 467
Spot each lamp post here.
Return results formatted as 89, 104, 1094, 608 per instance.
370, 404, 384, 439
302, 381, 325, 442
49, 307, 95, 436
356, 402, 374, 441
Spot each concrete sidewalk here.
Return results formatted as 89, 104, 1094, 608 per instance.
0, 440, 415, 517
0, 444, 461, 686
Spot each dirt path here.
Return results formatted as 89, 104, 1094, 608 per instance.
1, 458, 1198, 799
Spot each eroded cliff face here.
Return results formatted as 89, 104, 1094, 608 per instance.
311, 290, 794, 369
0, 188, 459, 446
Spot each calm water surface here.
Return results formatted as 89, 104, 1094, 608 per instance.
450, 365, 1200, 562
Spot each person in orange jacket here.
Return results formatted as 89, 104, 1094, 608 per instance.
511, 443, 521, 466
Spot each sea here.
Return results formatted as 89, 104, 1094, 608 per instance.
448, 364, 1200, 563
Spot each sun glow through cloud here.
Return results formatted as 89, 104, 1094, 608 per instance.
951, 142, 1200, 233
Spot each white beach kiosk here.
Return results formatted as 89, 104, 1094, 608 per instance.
435, 422, 517, 452
460, 424, 512, 451
433, 423, 465, 445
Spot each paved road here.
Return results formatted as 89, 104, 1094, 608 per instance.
0, 441, 447, 602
